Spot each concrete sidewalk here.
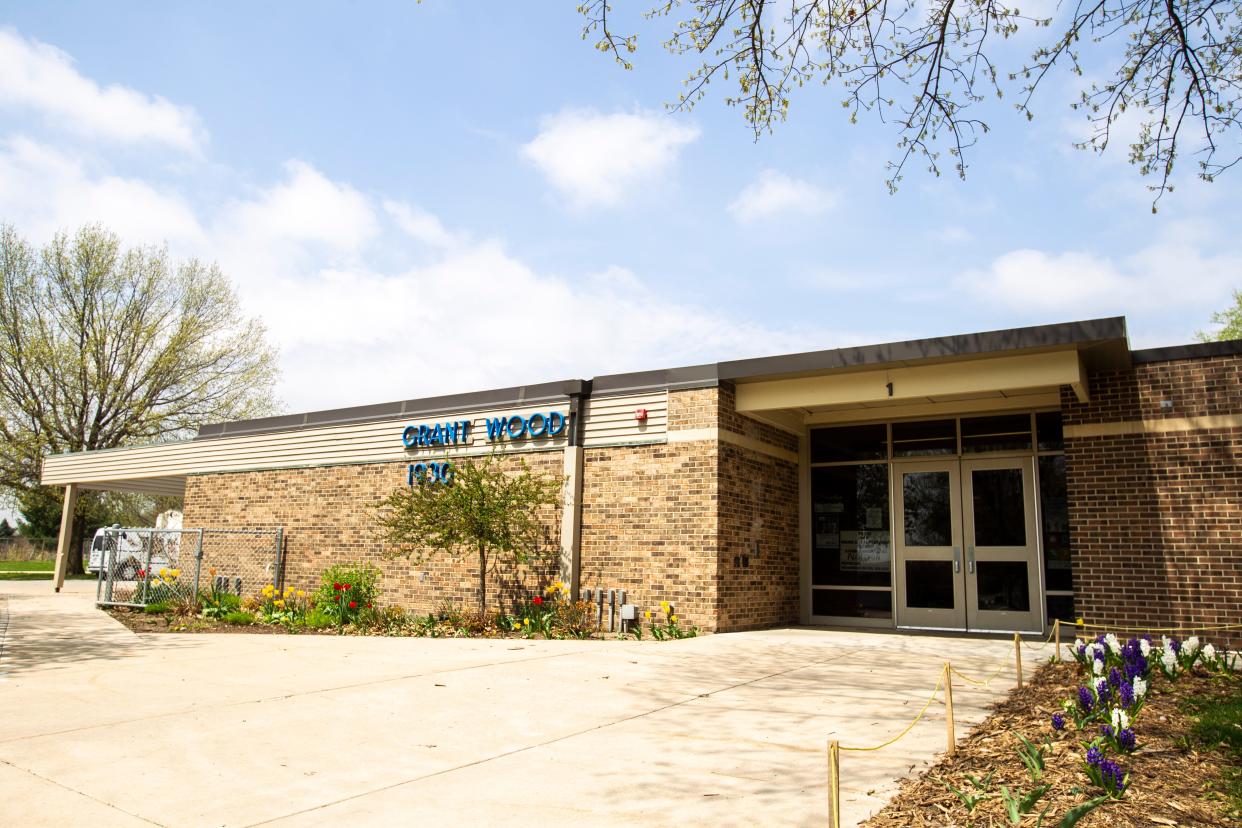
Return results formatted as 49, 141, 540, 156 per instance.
0, 581, 1034, 827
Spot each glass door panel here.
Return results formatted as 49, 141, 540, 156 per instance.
962, 457, 1041, 632
894, 461, 965, 629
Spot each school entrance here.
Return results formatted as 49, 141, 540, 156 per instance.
807, 413, 1072, 634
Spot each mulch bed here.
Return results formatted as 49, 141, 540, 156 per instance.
106, 608, 335, 635
863, 661, 1238, 827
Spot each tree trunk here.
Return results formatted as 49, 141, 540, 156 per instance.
477, 544, 487, 616
67, 512, 86, 575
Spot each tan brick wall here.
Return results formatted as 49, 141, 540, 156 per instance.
182, 385, 808, 633
578, 387, 721, 630
183, 452, 563, 615
1062, 354, 1242, 648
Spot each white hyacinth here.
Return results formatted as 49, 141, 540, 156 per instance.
1161, 649, 1178, 673
1203, 643, 1216, 661
1111, 707, 1130, 731
1093, 657, 1105, 675
1105, 633, 1122, 655
1133, 676, 1148, 698
1185, 636, 1200, 655
1139, 639, 1151, 658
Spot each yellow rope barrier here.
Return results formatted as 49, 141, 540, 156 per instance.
949, 650, 1013, 687
839, 665, 947, 752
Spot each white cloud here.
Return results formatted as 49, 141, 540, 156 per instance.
957, 238, 1240, 318
383, 199, 463, 249
521, 108, 700, 208
728, 169, 837, 222
224, 160, 376, 252
0, 136, 204, 246
0, 28, 205, 153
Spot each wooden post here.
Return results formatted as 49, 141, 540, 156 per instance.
944, 662, 956, 757
827, 739, 841, 828
1014, 631, 1023, 689
52, 483, 79, 593
1054, 618, 1061, 662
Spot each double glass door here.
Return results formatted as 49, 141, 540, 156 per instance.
893, 456, 1041, 632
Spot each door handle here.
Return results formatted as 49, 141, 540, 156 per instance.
952, 546, 961, 573
967, 546, 976, 574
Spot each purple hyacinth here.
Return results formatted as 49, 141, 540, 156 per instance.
1096, 679, 1111, 704
1118, 728, 1137, 752
1051, 713, 1066, 731
1077, 642, 1087, 657
1099, 758, 1127, 794
1119, 680, 1136, 708
1086, 745, 1104, 767
1100, 724, 1114, 738
1124, 655, 1148, 682
1122, 638, 1142, 661
1108, 667, 1123, 689
1170, 638, 1182, 653
1078, 686, 1095, 712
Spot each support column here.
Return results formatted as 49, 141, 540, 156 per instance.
560, 445, 584, 598
559, 384, 589, 600
52, 483, 79, 593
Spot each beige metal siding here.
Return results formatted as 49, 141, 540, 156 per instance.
581, 391, 667, 446
42, 402, 572, 486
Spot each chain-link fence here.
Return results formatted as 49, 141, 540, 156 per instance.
94, 527, 283, 608
0, 537, 57, 562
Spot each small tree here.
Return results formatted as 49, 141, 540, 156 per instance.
1197, 289, 1242, 342
376, 454, 563, 615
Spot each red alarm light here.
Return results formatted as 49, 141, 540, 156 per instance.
635, 408, 648, 422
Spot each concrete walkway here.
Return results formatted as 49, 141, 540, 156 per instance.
0, 581, 1035, 827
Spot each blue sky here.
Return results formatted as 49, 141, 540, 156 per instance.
1, 2, 1239, 417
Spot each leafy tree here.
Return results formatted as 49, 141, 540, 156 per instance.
376, 454, 563, 615
579, 0, 1242, 203
1197, 289, 1242, 341
0, 223, 280, 572
0, 518, 13, 538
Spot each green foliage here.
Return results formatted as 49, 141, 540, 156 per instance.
143, 602, 170, 614
644, 602, 699, 640
200, 590, 241, 619
0, 518, 13, 537
1015, 733, 1048, 783
938, 777, 992, 813
223, 611, 255, 626
303, 607, 336, 630
1184, 678, 1242, 818
313, 562, 381, 629
1050, 795, 1112, 827
1198, 289, 1242, 343
377, 453, 563, 614
1001, 783, 1050, 824
0, 223, 279, 570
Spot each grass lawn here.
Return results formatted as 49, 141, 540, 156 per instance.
0, 560, 94, 580
0, 560, 54, 571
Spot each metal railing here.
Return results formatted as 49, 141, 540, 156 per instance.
95, 527, 283, 608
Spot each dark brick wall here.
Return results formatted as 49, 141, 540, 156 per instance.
1063, 354, 1242, 648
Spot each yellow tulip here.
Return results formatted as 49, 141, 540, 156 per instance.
670, 615, 678, 623
275, 599, 285, 608
296, 590, 306, 598
644, 610, 652, 619
170, 569, 180, 578
523, 618, 530, 626
660, 601, 670, 611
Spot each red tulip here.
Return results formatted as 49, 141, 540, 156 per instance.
533, 596, 543, 605
333, 582, 342, 591
348, 601, 358, 609
343, 583, 352, 591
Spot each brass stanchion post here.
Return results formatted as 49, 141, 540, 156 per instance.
1014, 631, 1023, 688
828, 739, 841, 828
944, 662, 955, 757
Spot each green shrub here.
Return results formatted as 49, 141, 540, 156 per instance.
200, 591, 241, 619
143, 601, 171, 614
223, 610, 256, 625
303, 607, 335, 630
313, 562, 382, 628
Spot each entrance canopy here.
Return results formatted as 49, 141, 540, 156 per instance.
727, 317, 1130, 431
